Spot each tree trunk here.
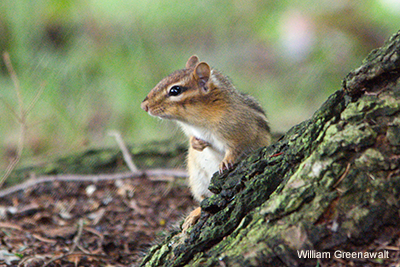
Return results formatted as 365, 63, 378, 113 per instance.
140, 31, 400, 267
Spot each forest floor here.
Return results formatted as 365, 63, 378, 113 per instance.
1, 172, 400, 267
0, 172, 196, 266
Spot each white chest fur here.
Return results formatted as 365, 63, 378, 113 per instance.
177, 122, 226, 154
178, 122, 226, 201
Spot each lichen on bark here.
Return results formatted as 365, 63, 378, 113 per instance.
141, 31, 400, 267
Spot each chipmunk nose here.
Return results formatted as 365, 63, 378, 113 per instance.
141, 98, 149, 112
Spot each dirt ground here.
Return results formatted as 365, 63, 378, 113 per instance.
0, 172, 196, 266
2, 172, 399, 267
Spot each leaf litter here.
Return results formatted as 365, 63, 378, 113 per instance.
0, 174, 195, 266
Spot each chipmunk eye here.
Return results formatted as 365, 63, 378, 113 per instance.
168, 85, 182, 96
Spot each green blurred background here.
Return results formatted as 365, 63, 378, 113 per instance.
1, 0, 400, 172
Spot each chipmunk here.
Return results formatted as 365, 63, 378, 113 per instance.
141, 55, 271, 230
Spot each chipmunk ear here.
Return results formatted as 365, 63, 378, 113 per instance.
194, 62, 210, 89
186, 55, 199, 69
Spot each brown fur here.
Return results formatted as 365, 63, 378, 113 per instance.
141, 55, 271, 229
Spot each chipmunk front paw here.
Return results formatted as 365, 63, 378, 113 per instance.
219, 157, 234, 174
190, 136, 210, 151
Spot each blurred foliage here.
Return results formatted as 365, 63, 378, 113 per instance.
0, 0, 399, 172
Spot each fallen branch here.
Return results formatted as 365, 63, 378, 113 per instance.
108, 130, 139, 172
0, 169, 187, 198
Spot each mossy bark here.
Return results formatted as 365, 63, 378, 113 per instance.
140, 31, 400, 266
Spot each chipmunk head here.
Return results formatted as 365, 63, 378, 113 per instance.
141, 55, 217, 123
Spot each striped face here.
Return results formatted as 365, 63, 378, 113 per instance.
141, 57, 214, 123
141, 69, 195, 120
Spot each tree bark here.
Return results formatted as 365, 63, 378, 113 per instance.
140, 31, 400, 266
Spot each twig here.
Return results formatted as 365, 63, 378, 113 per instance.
108, 130, 139, 172
82, 227, 105, 254
16, 220, 107, 267
42, 219, 85, 267
0, 169, 187, 198
32, 233, 57, 244
0, 222, 23, 231
70, 219, 84, 252
1, 52, 26, 189
3, 52, 23, 116
0, 52, 45, 188
333, 163, 351, 188
25, 81, 45, 116
0, 95, 19, 119
17, 255, 47, 267
42, 252, 108, 267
